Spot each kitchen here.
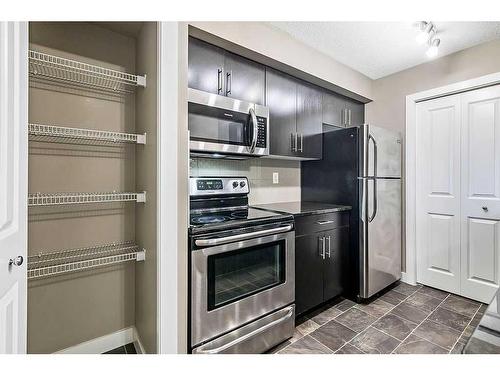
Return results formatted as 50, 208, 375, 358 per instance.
185, 23, 499, 355
1, 6, 500, 370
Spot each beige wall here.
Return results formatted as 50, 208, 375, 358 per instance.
189, 22, 373, 100
28, 22, 139, 353
134, 22, 158, 354
190, 158, 301, 205
366, 38, 500, 132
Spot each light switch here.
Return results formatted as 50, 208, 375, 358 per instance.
273, 172, 279, 184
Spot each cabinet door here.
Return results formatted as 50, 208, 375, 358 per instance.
224, 51, 265, 105
266, 68, 297, 158
295, 234, 324, 315
297, 82, 323, 159
188, 37, 225, 95
323, 227, 348, 301
345, 100, 365, 127
322, 91, 346, 127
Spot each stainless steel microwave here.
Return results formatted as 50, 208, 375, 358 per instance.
188, 88, 270, 158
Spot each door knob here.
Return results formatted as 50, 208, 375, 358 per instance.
482, 206, 489, 212
8, 256, 23, 266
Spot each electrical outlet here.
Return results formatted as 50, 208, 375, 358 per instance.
273, 172, 279, 184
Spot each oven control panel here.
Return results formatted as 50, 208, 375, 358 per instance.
190, 177, 250, 196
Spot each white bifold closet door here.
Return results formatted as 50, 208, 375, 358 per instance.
416, 95, 461, 294
416, 85, 500, 303
460, 86, 500, 302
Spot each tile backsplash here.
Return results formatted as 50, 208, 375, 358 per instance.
190, 157, 301, 205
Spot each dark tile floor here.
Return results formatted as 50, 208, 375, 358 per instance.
104, 343, 137, 354
271, 282, 486, 354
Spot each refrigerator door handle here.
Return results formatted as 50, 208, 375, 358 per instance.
368, 179, 378, 222
368, 133, 378, 177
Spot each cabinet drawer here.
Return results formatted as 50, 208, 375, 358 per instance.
295, 212, 349, 236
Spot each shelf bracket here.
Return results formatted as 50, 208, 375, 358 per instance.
137, 74, 147, 88
137, 133, 147, 145
136, 249, 146, 262
137, 191, 147, 203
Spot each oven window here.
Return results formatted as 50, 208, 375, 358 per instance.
207, 241, 286, 311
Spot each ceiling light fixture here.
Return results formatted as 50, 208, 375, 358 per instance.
426, 37, 441, 58
416, 21, 434, 45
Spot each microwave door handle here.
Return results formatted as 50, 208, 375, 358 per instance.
248, 107, 258, 154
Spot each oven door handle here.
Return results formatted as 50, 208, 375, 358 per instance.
195, 224, 293, 247
193, 305, 294, 354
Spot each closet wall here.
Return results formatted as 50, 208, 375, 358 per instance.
27, 22, 157, 353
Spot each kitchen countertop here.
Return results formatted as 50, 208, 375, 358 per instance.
251, 201, 351, 217
464, 287, 500, 354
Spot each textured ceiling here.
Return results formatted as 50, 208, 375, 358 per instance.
268, 22, 500, 79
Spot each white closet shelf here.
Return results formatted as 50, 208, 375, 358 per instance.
28, 241, 146, 280
29, 123, 146, 144
29, 50, 147, 93
28, 191, 147, 206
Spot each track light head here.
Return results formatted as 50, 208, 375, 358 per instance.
426, 38, 441, 58
416, 21, 434, 45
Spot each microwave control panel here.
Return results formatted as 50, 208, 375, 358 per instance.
256, 116, 267, 149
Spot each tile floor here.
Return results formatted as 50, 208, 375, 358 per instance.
270, 282, 486, 354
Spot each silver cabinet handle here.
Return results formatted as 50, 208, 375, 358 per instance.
317, 220, 335, 225
193, 305, 294, 354
290, 133, 296, 152
349, 109, 352, 126
247, 107, 258, 154
195, 224, 293, 247
225, 70, 232, 96
344, 108, 348, 127
298, 133, 303, 153
326, 236, 331, 258
319, 236, 326, 259
9, 256, 24, 267
217, 68, 223, 94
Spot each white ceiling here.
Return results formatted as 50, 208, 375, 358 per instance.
268, 22, 500, 79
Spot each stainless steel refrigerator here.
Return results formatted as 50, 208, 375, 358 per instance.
302, 124, 402, 300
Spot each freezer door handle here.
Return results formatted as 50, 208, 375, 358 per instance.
368, 133, 378, 177
368, 179, 378, 223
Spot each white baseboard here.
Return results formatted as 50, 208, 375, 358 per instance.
401, 272, 417, 286
55, 326, 144, 354
133, 327, 146, 354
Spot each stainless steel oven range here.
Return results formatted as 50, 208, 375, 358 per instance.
189, 176, 295, 354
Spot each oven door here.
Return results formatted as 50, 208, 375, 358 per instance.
188, 88, 269, 157
191, 227, 295, 348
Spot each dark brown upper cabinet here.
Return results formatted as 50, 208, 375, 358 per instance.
322, 91, 365, 128
188, 37, 265, 105
266, 68, 322, 159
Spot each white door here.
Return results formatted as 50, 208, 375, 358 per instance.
416, 94, 461, 294
460, 85, 500, 303
0, 22, 28, 354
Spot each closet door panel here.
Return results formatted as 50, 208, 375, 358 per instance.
461, 86, 500, 302
416, 95, 461, 294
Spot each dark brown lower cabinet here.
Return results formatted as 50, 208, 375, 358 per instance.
295, 223, 349, 316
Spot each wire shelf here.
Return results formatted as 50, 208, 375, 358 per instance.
28, 241, 146, 280
29, 123, 146, 144
29, 50, 146, 94
28, 191, 147, 206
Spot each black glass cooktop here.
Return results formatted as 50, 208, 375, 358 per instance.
189, 207, 292, 234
